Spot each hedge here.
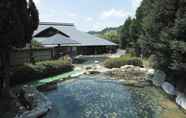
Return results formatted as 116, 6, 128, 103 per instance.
10, 59, 74, 86
104, 54, 143, 69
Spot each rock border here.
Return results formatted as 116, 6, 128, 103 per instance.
104, 65, 186, 110
15, 85, 52, 118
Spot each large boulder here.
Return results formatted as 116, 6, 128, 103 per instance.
109, 65, 148, 81
94, 60, 99, 64
146, 69, 155, 76
120, 65, 148, 73
15, 85, 52, 118
176, 93, 186, 110
161, 82, 176, 96
121, 65, 135, 69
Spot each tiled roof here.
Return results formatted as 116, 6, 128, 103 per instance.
35, 33, 80, 47
34, 22, 118, 47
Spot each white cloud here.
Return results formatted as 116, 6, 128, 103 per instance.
132, 0, 143, 11
37, 0, 143, 31
100, 8, 129, 20
86, 17, 93, 22
67, 13, 77, 17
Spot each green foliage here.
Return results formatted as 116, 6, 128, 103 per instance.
99, 31, 120, 44
119, 17, 142, 56
31, 40, 43, 48
88, 27, 120, 35
137, 0, 186, 74
88, 27, 120, 44
119, 0, 186, 86
120, 17, 133, 49
10, 59, 74, 86
104, 54, 143, 68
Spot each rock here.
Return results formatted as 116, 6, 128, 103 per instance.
94, 60, 99, 64
176, 93, 186, 110
147, 69, 155, 75
121, 65, 148, 74
15, 86, 52, 118
161, 82, 176, 96
121, 65, 135, 69
74, 67, 81, 71
102, 70, 113, 75
84, 71, 90, 75
150, 70, 166, 86
109, 65, 149, 81
95, 65, 102, 69
70, 73, 82, 78
139, 68, 148, 72
111, 68, 119, 70
88, 70, 100, 74
85, 66, 92, 70
145, 69, 155, 80
95, 66, 110, 73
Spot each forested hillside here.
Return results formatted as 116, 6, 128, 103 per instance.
88, 27, 121, 44
120, 0, 186, 90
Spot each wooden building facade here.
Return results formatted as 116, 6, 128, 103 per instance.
34, 22, 118, 56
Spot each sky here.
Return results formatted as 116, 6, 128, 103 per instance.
33, 0, 142, 32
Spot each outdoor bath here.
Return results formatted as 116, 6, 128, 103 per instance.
37, 56, 186, 118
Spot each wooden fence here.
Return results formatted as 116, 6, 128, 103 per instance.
0, 48, 54, 67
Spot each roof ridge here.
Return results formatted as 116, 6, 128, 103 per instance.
40, 22, 75, 26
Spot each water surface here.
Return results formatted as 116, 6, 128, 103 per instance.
42, 56, 186, 118
44, 75, 161, 118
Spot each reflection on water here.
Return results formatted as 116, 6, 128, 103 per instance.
44, 75, 161, 118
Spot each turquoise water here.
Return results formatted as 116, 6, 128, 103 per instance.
30, 56, 108, 87
41, 56, 163, 118
43, 74, 161, 118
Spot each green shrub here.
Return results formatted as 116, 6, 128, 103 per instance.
126, 48, 137, 57
127, 58, 143, 67
11, 59, 74, 86
104, 54, 143, 68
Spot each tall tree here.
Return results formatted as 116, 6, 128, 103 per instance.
119, 0, 186, 87
99, 31, 120, 44
0, 0, 39, 96
132, 0, 186, 86
120, 17, 133, 49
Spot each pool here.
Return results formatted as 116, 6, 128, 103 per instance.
43, 74, 162, 118
41, 56, 186, 118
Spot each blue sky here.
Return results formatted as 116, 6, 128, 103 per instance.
33, 0, 142, 31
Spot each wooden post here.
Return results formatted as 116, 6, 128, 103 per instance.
56, 44, 61, 59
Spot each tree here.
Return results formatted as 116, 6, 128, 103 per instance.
0, 0, 39, 96
119, 0, 186, 87
99, 31, 120, 44
120, 17, 133, 49
132, 0, 186, 87
32, 40, 43, 48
